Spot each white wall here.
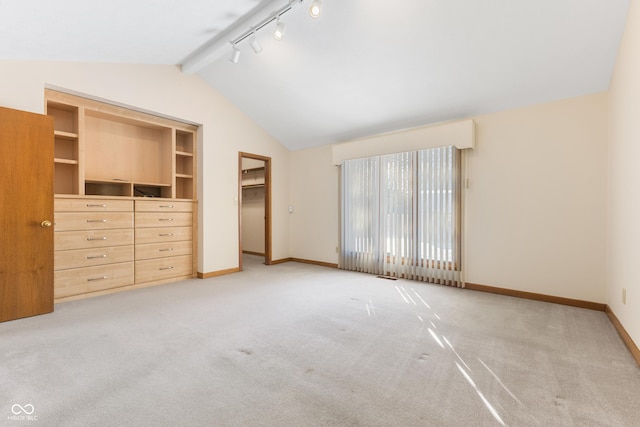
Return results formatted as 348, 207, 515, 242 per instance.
608, 0, 640, 347
290, 93, 608, 302
0, 61, 291, 274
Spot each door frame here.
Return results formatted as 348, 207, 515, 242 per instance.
238, 152, 272, 270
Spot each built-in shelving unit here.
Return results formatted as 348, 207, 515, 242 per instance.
48, 102, 81, 195
241, 167, 265, 189
45, 89, 197, 200
45, 89, 199, 302
175, 130, 195, 199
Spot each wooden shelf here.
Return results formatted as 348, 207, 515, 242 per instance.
54, 130, 79, 139
176, 174, 193, 179
132, 181, 171, 187
176, 151, 193, 157
54, 158, 79, 165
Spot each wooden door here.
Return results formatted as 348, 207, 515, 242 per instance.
0, 106, 54, 322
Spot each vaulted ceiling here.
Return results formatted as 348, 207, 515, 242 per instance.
0, 0, 629, 150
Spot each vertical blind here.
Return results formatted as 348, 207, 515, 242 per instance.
340, 146, 462, 287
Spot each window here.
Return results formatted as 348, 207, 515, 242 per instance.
340, 146, 462, 286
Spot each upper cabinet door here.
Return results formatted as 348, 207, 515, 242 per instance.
0, 106, 55, 322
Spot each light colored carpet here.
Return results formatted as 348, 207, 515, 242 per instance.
1, 255, 639, 426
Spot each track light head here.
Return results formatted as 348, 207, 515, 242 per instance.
229, 44, 240, 64
273, 18, 285, 41
309, 0, 321, 18
249, 32, 262, 53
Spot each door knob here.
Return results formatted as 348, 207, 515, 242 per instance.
40, 220, 52, 228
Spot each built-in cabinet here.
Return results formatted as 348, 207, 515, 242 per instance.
46, 89, 198, 302
54, 198, 135, 299
134, 200, 194, 284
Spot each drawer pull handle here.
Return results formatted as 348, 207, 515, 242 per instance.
159, 266, 174, 271
87, 204, 107, 208
87, 237, 107, 241
87, 276, 108, 282
159, 205, 174, 208
87, 219, 107, 223
87, 254, 108, 259
159, 248, 174, 252
159, 218, 174, 222
159, 233, 174, 237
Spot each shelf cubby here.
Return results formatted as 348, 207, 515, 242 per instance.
85, 181, 132, 197
175, 177, 194, 200
47, 103, 78, 134
176, 130, 194, 154
176, 154, 194, 177
54, 135, 78, 162
55, 163, 79, 194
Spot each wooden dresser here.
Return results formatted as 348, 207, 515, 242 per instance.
134, 200, 194, 284
54, 198, 134, 299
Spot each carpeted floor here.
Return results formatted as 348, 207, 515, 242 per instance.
1, 255, 639, 426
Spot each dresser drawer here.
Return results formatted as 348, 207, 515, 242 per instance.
55, 198, 133, 212
135, 212, 192, 228
54, 262, 134, 298
54, 212, 133, 232
55, 229, 134, 251
135, 255, 193, 283
135, 226, 192, 244
135, 200, 193, 213
55, 245, 134, 270
135, 241, 192, 261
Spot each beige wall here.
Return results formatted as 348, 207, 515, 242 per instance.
290, 93, 608, 302
466, 93, 607, 302
290, 144, 339, 263
608, 0, 640, 347
0, 61, 291, 274
242, 187, 266, 254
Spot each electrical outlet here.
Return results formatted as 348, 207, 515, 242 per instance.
335, 246, 339, 253
622, 288, 627, 305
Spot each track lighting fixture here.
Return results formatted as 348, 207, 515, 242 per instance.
227, 0, 322, 64
273, 18, 285, 41
229, 44, 240, 64
249, 31, 262, 53
309, 0, 321, 18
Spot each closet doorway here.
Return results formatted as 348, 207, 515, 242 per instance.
238, 152, 272, 269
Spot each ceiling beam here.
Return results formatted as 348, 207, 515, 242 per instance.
180, 0, 286, 74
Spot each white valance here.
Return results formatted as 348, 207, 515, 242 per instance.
332, 119, 475, 166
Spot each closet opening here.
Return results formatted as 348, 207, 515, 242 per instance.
238, 152, 272, 270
